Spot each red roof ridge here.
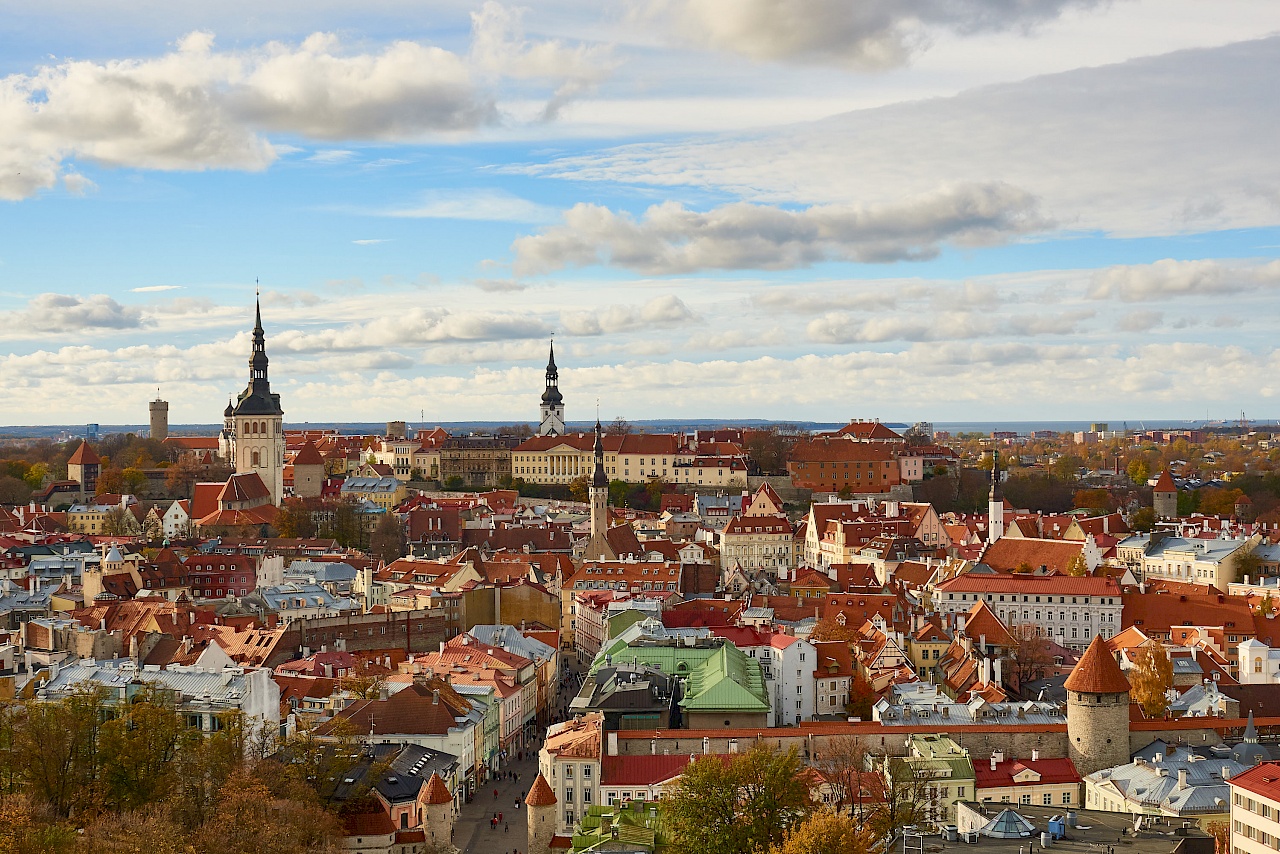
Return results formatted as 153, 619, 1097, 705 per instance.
1063, 634, 1131, 694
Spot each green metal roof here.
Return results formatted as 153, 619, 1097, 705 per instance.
591, 640, 769, 714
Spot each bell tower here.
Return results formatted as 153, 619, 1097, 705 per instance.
538, 339, 566, 437
987, 448, 1004, 545
229, 295, 285, 504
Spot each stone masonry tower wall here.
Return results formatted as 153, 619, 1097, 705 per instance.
1067, 688, 1131, 776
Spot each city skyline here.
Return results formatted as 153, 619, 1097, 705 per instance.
3, 1, 1279, 424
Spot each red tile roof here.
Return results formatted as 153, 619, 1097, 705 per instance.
937, 573, 1119, 597
526, 773, 557, 806
218, 472, 272, 503
1153, 470, 1178, 493
423, 772, 452, 804
979, 538, 1085, 574
1224, 761, 1280, 802
292, 440, 325, 467
974, 757, 1081, 788
1064, 634, 1131, 694
600, 754, 692, 786
68, 441, 100, 465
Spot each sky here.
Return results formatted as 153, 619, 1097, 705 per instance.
2, 0, 1279, 427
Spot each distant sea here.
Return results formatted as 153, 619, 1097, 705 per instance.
1, 417, 1270, 440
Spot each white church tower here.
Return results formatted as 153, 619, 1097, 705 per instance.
228, 296, 286, 504
538, 340, 566, 437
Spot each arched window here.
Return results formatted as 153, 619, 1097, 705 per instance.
252, 451, 261, 467
1256, 657, 1264, 674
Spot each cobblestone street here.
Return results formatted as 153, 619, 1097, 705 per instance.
453, 751, 540, 854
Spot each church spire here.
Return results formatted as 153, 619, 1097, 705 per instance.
990, 448, 1002, 502
592, 417, 608, 488
537, 337, 565, 437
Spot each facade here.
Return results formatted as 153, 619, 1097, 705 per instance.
538, 713, 603, 833
1084, 744, 1243, 821
1238, 638, 1280, 684
787, 437, 900, 493
225, 299, 286, 505
340, 476, 407, 509
1138, 535, 1259, 589
1154, 470, 1179, 520
933, 573, 1123, 649
719, 515, 795, 577
512, 432, 746, 488
710, 627, 816, 726
66, 440, 100, 495
1229, 761, 1280, 854
975, 753, 1080, 808
889, 734, 976, 826
438, 435, 518, 488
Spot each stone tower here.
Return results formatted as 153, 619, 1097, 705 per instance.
526, 772, 558, 854
149, 396, 169, 442
1065, 633, 1131, 776
229, 296, 285, 505
67, 440, 100, 495
1153, 470, 1178, 520
422, 772, 454, 849
538, 340, 566, 437
582, 419, 617, 561
292, 440, 325, 499
987, 448, 1004, 545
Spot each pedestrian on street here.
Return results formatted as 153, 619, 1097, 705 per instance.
499, 812, 503, 821
494, 788, 499, 800
505, 823, 509, 833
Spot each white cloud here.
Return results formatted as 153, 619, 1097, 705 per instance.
559, 294, 697, 335
0, 10, 614, 199
272, 307, 552, 353
9, 293, 145, 333
511, 183, 1049, 275
381, 188, 559, 223
131, 285, 183, 293
469, 1, 617, 121
353, 238, 390, 245
805, 308, 1091, 343
1117, 309, 1163, 332
521, 38, 1280, 238
1087, 258, 1280, 301
637, 0, 1107, 69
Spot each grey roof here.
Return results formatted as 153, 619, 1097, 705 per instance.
284, 560, 358, 583
876, 682, 1064, 726
340, 476, 401, 494
252, 582, 359, 613
467, 625, 557, 663
1087, 745, 1243, 815
331, 743, 459, 805
41, 660, 259, 706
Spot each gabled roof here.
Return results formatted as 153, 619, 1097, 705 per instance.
218, 472, 271, 504
1064, 634, 1131, 694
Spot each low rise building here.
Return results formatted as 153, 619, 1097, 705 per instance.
974, 751, 1081, 808
539, 713, 604, 834
1084, 745, 1244, 822
933, 573, 1123, 650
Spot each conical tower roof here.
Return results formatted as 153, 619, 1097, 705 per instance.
526, 772, 557, 806
1064, 634, 1131, 694
423, 772, 452, 804
68, 440, 100, 466
1153, 470, 1177, 493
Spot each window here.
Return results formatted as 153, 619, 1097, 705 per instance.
1043, 793, 1052, 805
566, 788, 573, 802
1062, 792, 1072, 804
584, 788, 592, 803
1021, 794, 1032, 805
582, 766, 592, 779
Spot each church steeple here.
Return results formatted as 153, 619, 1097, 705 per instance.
249, 293, 269, 386
592, 417, 608, 488
987, 447, 1004, 544
537, 338, 566, 437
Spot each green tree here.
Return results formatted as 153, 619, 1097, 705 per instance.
1129, 506, 1156, 533
22, 463, 48, 490
665, 745, 812, 854
121, 467, 148, 495
1130, 644, 1174, 718
0, 476, 32, 505
98, 688, 185, 812
16, 687, 111, 817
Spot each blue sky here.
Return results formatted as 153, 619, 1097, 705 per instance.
2, 0, 1279, 426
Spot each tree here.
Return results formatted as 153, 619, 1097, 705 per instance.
770, 809, 873, 854
1006, 624, 1053, 689
1051, 455, 1084, 481
1205, 820, 1230, 854
121, 467, 148, 495
1130, 644, 1174, 718
606, 417, 633, 436
1129, 506, 1156, 533
96, 463, 126, 496
1127, 457, 1151, 485
274, 500, 317, 539
1237, 549, 1263, 583
165, 456, 203, 499
870, 753, 936, 840
811, 737, 869, 816
1260, 593, 1275, 618
664, 746, 812, 854
1073, 489, 1111, 513
101, 506, 135, 537
568, 475, 590, 503
22, 463, 48, 490
845, 674, 876, 721
0, 476, 31, 505
98, 687, 185, 811
1065, 553, 1088, 577
809, 617, 860, 643
369, 513, 406, 565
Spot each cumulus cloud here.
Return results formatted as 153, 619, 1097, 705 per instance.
805, 308, 1090, 343
0, 10, 613, 199
511, 183, 1049, 275
470, 1, 617, 120
1117, 309, 1163, 332
382, 188, 559, 223
11, 293, 145, 333
559, 294, 697, 335
638, 0, 1106, 68
1087, 258, 1280, 302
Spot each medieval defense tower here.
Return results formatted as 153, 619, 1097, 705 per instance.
526, 772, 558, 854
149, 396, 169, 442
1065, 634, 1132, 777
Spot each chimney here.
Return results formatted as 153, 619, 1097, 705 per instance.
990, 755, 997, 771
980, 633, 987, 654
1032, 749, 1040, 761
1223, 767, 1232, 781
1178, 768, 1188, 789
432, 689, 440, 705
993, 658, 1002, 685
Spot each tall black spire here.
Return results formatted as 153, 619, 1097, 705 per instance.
232, 293, 283, 416
542, 339, 563, 405
990, 448, 1003, 502
592, 418, 608, 488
